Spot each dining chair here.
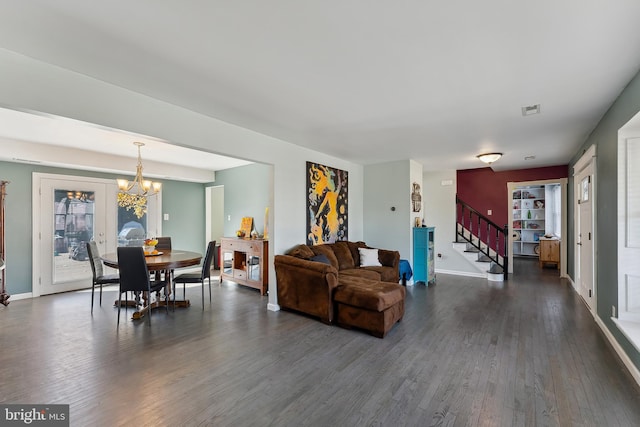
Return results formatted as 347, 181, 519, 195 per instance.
155, 237, 172, 250
87, 241, 120, 314
155, 236, 173, 281
172, 241, 216, 310
117, 246, 169, 325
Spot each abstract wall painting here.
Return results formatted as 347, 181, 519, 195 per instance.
306, 161, 348, 245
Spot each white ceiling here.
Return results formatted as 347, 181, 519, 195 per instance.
1, 1, 639, 172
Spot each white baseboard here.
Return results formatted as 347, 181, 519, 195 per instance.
595, 315, 640, 387
435, 268, 487, 279
267, 302, 280, 312
4, 292, 33, 301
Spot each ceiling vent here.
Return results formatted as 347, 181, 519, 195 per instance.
521, 104, 541, 116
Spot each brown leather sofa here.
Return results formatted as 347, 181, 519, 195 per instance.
274, 241, 405, 337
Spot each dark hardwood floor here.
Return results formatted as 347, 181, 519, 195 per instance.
1, 259, 639, 426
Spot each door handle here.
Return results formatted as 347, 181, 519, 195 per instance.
577, 242, 582, 246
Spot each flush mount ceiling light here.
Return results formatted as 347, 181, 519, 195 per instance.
521, 104, 541, 116
477, 153, 503, 164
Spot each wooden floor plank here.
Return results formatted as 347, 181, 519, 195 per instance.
1, 259, 639, 426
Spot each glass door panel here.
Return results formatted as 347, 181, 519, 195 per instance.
53, 189, 95, 284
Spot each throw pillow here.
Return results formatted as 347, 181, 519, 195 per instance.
358, 247, 381, 267
287, 244, 315, 259
310, 254, 331, 265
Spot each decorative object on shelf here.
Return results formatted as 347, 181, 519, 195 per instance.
528, 223, 540, 229
513, 220, 522, 229
263, 207, 269, 239
513, 230, 521, 241
116, 142, 162, 219
527, 210, 532, 219
411, 182, 422, 212
415, 217, 421, 228
534, 244, 540, 255
534, 232, 544, 242
240, 217, 253, 237
476, 152, 502, 164
535, 200, 544, 209
306, 161, 348, 245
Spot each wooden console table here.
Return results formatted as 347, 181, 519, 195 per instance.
220, 237, 268, 295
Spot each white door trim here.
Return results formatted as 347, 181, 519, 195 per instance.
573, 145, 597, 314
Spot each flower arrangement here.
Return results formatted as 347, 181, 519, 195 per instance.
143, 238, 158, 255
117, 192, 147, 219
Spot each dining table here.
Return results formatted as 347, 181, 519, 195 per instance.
101, 249, 202, 319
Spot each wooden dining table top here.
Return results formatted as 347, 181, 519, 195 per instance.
101, 249, 202, 271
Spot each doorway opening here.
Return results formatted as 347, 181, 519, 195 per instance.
507, 178, 568, 277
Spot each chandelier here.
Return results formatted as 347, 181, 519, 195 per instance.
116, 142, 161, 219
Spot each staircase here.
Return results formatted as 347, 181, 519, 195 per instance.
455, 196, 508, 281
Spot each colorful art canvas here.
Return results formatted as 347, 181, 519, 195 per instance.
306, 162, 348, 245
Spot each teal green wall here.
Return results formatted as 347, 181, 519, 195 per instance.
159, 180, 206, 252
0, 160, 206, 295
211, 163, 271, 238
568, 69, 640, 370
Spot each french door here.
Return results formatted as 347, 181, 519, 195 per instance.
33, 173, 162, 296
34, 174, 117, 295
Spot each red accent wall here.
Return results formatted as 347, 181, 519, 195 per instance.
456, 165, 568, 228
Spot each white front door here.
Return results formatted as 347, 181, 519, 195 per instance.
575, 159, 595, 310
34, 174, 118, 295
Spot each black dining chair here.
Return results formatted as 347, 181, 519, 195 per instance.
155, 237, 172, 250
173, 241, 216, 310
87, 241, 120, 314
117, 246, 169, 325
155, 236, 173, 281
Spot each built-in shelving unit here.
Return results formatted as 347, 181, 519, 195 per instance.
512, 186, 545, 257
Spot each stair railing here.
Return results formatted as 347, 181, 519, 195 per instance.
455, 196, 508, 280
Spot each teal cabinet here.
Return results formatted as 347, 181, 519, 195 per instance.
413, 227, 435, 284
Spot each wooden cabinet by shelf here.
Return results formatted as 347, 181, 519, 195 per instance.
220, 237, 268, 295
539, 238, 560, 269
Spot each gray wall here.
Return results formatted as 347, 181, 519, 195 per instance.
568, 69, 640, 370
423, 170, 477, 274
363, 161, 410, 258
212, 163, 272, 238
0, 160, 206, 295
160, 180, 207, 252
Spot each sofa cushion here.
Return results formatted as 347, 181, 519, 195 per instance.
361, 266, 397, 283
332, 241, 355, 270
335, 276, 405, 312
347, 241, 367, 266
340, 268, 381, 281
310, 254, 331, 265
310, 244, 340, 270
287, 244, 315, 259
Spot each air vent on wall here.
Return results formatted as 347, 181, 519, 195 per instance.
521, 104, 541, 116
